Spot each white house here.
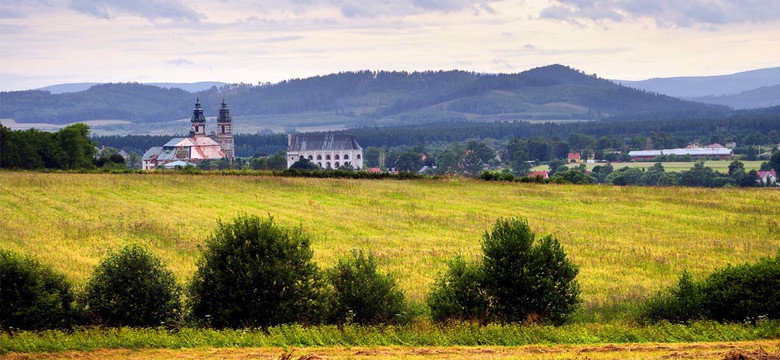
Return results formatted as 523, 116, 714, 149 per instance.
286, 134, 363, 169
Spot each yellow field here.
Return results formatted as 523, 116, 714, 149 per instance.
1, 172, 778, 311
4, 341, 778, 359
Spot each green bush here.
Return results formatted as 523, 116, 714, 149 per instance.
0, 249, 76, 330
83, 244, 182, 327
427, 256, 488, 322
327, 250, 407, 325
482, 218, 581, 324
189, 215, 327, 328
702, 255, 780, 322
639, 271, 705, 323
640, 255, 780, 323
428, 218, 580, 324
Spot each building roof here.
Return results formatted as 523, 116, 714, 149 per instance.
142, 147, 163, 160
288, 134, 362, 152
758, 171, 777, 178
528, 171, 549, 179
567, 152, 581, 160
163, 160, 196, 168
628, 148, 733, 157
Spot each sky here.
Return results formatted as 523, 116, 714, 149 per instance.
1, 0, 779, 91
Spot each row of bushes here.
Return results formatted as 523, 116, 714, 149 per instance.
640, 255, 780, 324
1, 216, 580, 330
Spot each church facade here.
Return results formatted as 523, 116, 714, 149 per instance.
142, 99, 234, 170
286, 133, 363, 169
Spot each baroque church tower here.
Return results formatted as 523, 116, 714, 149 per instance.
216, 98, 234, 160
190, 98, 206, 136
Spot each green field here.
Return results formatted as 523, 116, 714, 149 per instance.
532, 160, 766, 173
1, 172, 778, 315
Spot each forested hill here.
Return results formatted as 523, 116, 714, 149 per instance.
1, 65, 729, 126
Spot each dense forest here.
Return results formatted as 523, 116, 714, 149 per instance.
1, 65, 729, 126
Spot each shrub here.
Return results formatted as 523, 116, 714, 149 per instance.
189, 215, 327, 328
428, 218, 580, 324
639, 271, 705, 323
702, 255, 780, 322
427, 256, 488, 322
83, 244, 182, 327
327, 250, 407, 325
0, 249, 76, 330
481, 218, 580, 324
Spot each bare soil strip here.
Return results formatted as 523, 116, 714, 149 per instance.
4, 341, 779, 360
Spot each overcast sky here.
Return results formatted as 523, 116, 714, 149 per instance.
1, 0, 779, 91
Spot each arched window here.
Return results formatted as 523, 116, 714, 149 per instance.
317, 155, 322, 160
326, 162, 331, 168
308, 155, 313, 160
326, 154, 331, 160
335, 154, 340, 160
344, 154, 349, 160
335, 162, 340, 168
221, 125, 226, 133
357, 154, 362, 159
317, 162, 322, 167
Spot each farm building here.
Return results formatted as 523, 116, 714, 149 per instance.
567, 152, 581, 163
286, 133, 363, 169
628, 147, 732, 161
142, 99, 234, 170
758, 170, 777, 185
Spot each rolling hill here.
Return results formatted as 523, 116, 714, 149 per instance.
614, 67, 780, 98
690, 84, 780, 109
1, 65, 729, 132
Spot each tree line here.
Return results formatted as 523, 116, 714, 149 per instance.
1, 215, 578, 330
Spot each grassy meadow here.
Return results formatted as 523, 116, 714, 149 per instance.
1, 172, 778, 317
531, 160, 766, 172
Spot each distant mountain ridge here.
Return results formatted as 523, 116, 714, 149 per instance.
690, 84, 780, 109
2, 65, 729, 129
614, 67, 780, 98
38, 82, 226, 94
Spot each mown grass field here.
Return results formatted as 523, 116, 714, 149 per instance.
1, 172, 778, 316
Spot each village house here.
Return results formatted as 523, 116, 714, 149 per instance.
286, 133, 363, 169
567, 152, 581, 163
758, 170, 777, 186
142, 99, 234, 170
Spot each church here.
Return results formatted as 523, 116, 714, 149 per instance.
142, 99, 234, 170
286, 133, 363, 169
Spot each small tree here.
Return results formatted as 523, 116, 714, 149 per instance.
189, 215, 327, 328
427, 256, 488, 322
482, 218, 580, 324
0, 250, 76, 330
290, 157, 319, 170
83, 244, 181, 327
327, 251, 406, 325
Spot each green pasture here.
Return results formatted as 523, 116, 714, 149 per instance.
0, 172, 777, 314
532, 160, 766, 172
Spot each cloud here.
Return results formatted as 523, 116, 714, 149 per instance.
286, 0, 498, 18
167, 58, 195, 66
540, 0, 780, 27
69, 0, 201, 22
264, 35, 304, 42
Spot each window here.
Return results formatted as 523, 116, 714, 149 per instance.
344, 154, 349, 160
335, 162, 340, 168
318, 162, 322, 167
326, 162, 331, 168
326, 155, 331, 160
357, 154, 362, 159
221, 125, 226, 133
308, 155, 313, 160
335, 154, 340, 160
317, 155, 322, 160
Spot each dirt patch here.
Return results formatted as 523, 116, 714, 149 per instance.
723, 347, 780, 360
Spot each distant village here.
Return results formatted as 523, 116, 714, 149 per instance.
131, 99, 779, 187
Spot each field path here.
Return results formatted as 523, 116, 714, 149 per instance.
4, 341, 779, 359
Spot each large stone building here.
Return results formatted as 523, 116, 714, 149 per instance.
286, 133, 363, 169
142, 99, 234, 170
